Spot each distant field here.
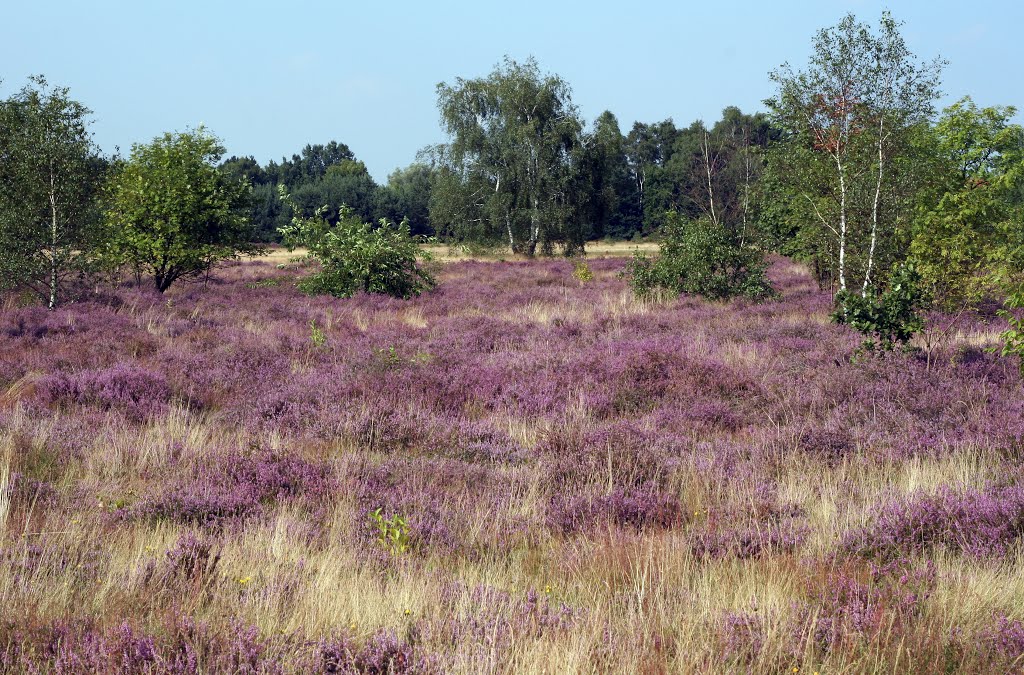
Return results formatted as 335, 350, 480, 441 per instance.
1, 256, 1022, 672
258, 239, 659, 265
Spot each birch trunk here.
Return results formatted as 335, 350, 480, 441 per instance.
702, 130, 719, 227
864, 114, 885, 296
48, 166, 58, 310
835, 153, 848, 293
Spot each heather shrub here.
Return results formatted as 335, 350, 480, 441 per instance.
0, 616, 296, 673
843, 483, 1024, 559
547, 486, 682, 534
625, 212, 774, 301
131, 449, 334, 526
798, 426, 855, 465
536, 422, 673, 490
425, 582, 577, 663
796, 558, 936, 655
132, 484, 260, 526
163, 531, 220, 583
979, 615, 1024, 662
218, 448, 336, 504
3, 471, 57, 507
718, 611, 769, 666
690, 521, 807, 560
322, 629, 435, 674
38, 363, 172, 421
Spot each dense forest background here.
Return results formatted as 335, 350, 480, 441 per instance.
218, 105, 775, 245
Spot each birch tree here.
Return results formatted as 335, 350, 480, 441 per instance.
766, 12, 942, 295
0, 76, 106, 308
430, 57, 584, 255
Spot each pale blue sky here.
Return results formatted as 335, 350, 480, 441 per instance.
2, 1, 1020, 181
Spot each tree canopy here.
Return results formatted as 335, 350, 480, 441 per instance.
430, 57, 586, 255
0, 76, 106, 308
765, 12, 944, 295
104, 127, 261, 292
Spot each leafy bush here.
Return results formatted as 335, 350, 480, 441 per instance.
369, 508, 411, 556
278, 189, 435, 299
997, 287, 1024, 376
624, 212, 773, 301
572, 261, 593, 283
832, 262, 926, 352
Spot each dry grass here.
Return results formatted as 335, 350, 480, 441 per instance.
2, 256, 1022, 672
3, 411, 1022, 672
252, 240, 659, 266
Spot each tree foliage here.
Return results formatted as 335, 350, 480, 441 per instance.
376, 163, 435, 237
998, 287, 1024, 376
626, 211, 773, 301
910, 97, 1024, 309
0, 76, 107, 307
278, 189, 434, 299
765, 12, 944, 295
431, 57, 585, 255
104, 128, 260, 292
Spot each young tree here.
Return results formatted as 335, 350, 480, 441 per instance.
0, 76, 106, 308
430, 56, 585, 255
911, 98, 1024, 309
278, 189, 434, 299
625, 211, 774, 302
766, 12, 943, 295
104, 128, 260, 292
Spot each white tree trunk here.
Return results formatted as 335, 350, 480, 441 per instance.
835, 153, 848, 293
49, 168, 58, 310
701, 130, 719, 227
864, 118, 884, 296
741, 129, 752, 247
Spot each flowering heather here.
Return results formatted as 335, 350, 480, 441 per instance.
798, 558, 937, 653
1, 254, 1023, 671
38, 362, 172, 421
547, 485, 682, 534
843, 483, 1024, 559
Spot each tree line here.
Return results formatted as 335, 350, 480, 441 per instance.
1, 11, 1022, 360
219, 61, 777, 254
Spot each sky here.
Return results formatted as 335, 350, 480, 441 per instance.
2, 1, 1021, 182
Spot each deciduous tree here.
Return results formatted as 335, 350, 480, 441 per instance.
0, 76, 106, 308
104, 127, 260, 292
911, 97, 1024, 309
766, 12, 943, 295
430, 57, 585, 255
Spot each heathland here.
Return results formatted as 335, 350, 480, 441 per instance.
2, 252, 1023, 672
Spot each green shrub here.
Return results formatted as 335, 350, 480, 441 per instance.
832, 262, 927, 353
997, 287, 1024, 376
572, 261, 593, 283
624, 212, 774, 301
369, 508, 411, 556
308, 319, 327, 349
278, 188, 435, 299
